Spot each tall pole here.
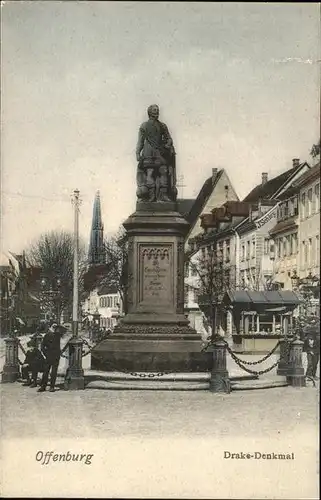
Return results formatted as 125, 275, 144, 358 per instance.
65, 188, 85, 390
72, 189, 80, 338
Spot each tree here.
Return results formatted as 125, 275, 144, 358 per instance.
27, 230, 87, 323
310, 140, 320, 163
186, 245, 232, 339
93, 229, 129, 314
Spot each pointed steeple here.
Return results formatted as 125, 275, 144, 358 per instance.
88, 191, 105, 266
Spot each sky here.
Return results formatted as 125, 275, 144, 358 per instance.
1, 1, 320, 259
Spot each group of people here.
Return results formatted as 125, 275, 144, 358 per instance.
21, 322, 64, 392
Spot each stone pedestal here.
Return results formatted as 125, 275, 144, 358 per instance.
1, 337, 20, 383
91, 202, 212, 373
209, 339, 230, 393
64, 338, 85, 390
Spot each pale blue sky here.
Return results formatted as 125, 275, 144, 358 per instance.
1, 1, 320, 255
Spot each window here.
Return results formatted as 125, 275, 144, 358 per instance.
308, 238, 312, 266
315, 183, 320, 212
114, 296, 118, 308
292, 233, 298, 255
301, 192, 306, 219
246, 241, 250, 260
316, 235, 320, 263
289, 235, 293, 255
282, 237, 287, 257
302, 241, 307, 267
284, 201, 288, 218
241, 244, 245, 261
191, 265, 198, 277
99, 297, 103, 307
307, 188, 313, 216
184, 285, 189, 304
251, 240, 256, 258
264, 238, 270, 255
225, 240, 230, 262
277, 238, 282, 259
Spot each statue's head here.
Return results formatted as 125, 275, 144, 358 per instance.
147, 104, 159, 119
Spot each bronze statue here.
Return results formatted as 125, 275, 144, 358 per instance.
136, 105, 177, 202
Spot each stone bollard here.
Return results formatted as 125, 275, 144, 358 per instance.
1, 337, 20, 383
64, 337, 85, 390
209, 339, 230, 393
286, 338, 306, 387
277, 336, 293, 376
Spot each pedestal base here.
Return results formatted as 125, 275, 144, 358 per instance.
64, 371, 85, 390
91, 332, 212, 373
1, 365, 20, 383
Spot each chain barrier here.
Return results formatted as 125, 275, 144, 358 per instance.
225, 339, 293, 376
226, 340, 281, 366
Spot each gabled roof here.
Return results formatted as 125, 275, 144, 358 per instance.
292, 162, 320, 189
186, 170, 223, 225
243, 162, 309, 203
177, 199, 195, 219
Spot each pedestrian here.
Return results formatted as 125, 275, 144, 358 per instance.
304, 333, 315, 379
21, 338, 45, 387
312, 331, 320, 380
37, 323, 63, 393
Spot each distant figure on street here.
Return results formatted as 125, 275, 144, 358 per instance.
38, 323, 64, 393
304, 331, 320, 380
21, 338, 45, 387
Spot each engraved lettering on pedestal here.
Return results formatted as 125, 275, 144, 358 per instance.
140, 246, 172, 306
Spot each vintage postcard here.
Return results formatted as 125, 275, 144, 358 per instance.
1, 2, 320, 499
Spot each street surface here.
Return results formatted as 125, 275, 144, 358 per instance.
0, 334, 319, 499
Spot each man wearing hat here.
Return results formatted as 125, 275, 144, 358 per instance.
21, 338, 45, 387
38, 323, 64, 393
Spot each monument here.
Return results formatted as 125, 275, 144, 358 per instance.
91, 105, 212, 373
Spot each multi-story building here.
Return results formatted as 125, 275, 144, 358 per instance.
296, 163, 320, 280
82, 285, 122, 331
180, 167, 239, 333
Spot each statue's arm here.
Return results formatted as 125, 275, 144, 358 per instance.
161, 123, 173, 148
136, 125, 145, 162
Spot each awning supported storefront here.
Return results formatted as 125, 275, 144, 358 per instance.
223, 290, 301, 311
222, 290, 302, 337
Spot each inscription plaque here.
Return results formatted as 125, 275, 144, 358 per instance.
140, 246, 172, 306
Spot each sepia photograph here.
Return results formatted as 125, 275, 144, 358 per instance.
0, 1, 320, 498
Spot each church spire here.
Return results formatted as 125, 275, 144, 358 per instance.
88, 191, 105, 266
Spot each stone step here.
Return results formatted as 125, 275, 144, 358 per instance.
86, 380, 209, 391
230, 378, 288, 391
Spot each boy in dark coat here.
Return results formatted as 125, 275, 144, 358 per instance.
38, 323, 63, 393
21, 338, 45, 387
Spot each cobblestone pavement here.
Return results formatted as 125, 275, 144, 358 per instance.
1, 334, 319, 499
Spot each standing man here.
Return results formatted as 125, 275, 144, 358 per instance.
38, 323, 63, 392
136, 104, 177, 202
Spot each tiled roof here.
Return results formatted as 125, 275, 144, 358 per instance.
292, 162, 320, 188
186, 170, 223, 225
269, 217, 297, 236
243, 163, 307, 203
176, 199, 195, 218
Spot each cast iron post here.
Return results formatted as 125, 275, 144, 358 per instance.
209, 338, 230, 393
286, 338, 306, 387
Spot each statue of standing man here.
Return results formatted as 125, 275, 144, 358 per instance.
136, 105, 177, 202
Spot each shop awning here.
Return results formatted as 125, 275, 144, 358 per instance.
223, 290, 301, 308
